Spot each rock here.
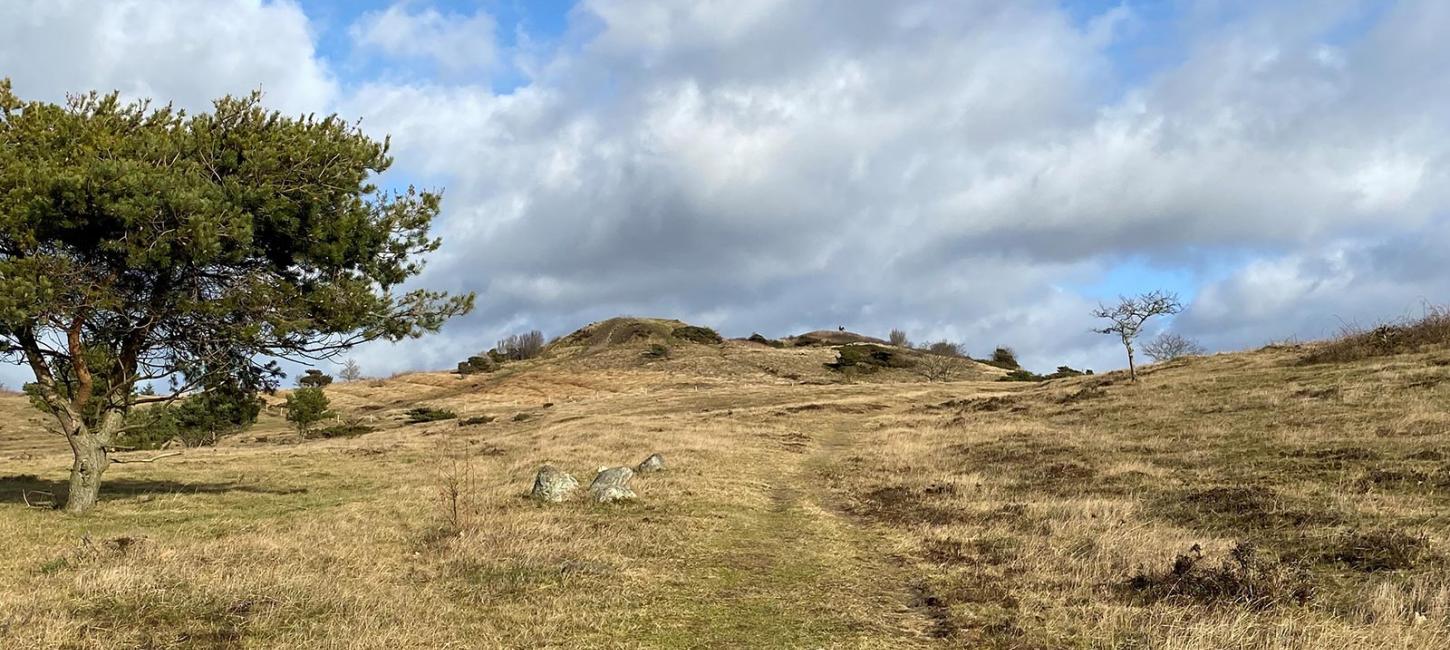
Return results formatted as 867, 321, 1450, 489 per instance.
530, 465, 579, 503
636, 452, 666, 474
589, 467, 636, 503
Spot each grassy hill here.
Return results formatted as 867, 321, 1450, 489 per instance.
1, 318, 1447, 648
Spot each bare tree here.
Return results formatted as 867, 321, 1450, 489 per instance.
888, 329, 910, 348
496, 330, 546, 361
1092, 291, 1183, 381
339, 359, 363, 382
914, 354, 958, 382
1142, 332, 1205, 363
923, 340, 963, 357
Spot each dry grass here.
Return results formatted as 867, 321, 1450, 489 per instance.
1, 329, 1448, 648
1301, 305, 1450, 365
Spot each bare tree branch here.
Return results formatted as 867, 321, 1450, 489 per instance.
1091, 290, 1183, 381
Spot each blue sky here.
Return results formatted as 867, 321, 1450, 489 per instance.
2, 0, 1449, 387
302, 0, 579, 94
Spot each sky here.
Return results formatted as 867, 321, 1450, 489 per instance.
2, 0, 1448, 385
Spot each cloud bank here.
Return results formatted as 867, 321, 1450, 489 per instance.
2, 0, 1448, 384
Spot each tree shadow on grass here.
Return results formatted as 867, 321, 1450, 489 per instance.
0, 473, 308, 507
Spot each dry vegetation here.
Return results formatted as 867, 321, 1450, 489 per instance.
1, 317, 1448, 648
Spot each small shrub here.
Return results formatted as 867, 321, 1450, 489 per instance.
405, 406, 457, 424
456, 355, 498, 375
434, 443, 477, 533
828, 344, 913, 372
1126, 542, 1315, 609
1302, 306, 1450, 365
998, 369, 1042, 382
459, 415, 495, 426
746, 333, 785, 348
1143, 332, 1206, 362
888, 329, 910, 347
914, 354, 959, 382
642, 343, 670, 359
512, 412, 533, 422
989, 346, 1020, 369
997, 365, 1089, 382
672, 325, 723, 344
923, 340, 963, 357
314, 418, 375, 439
1330, 528, 1431, 571
1047, 365, 1089, 379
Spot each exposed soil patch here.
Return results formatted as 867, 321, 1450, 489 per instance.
907, 580, 956, 639
1125, 542, 1315, 610
850, 485, 969, 527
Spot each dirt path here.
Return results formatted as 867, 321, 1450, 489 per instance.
626, 391, 943, 648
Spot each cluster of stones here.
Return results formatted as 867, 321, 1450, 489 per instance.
530, 452, 667, 504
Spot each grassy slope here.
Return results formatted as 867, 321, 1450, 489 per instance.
0, 333, 1447, 648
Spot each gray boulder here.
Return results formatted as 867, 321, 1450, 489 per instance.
530, 464, 579, 503
589, 466, 636, 503
636, 452, 666, 474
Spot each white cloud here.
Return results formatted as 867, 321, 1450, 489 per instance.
334, 0, 1450, 376
0, 0, 336, 114
350, 3, 498, 73
4, 0, 1450, 383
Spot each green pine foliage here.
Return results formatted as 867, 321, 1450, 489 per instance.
285, 388, 334, 436
0, 79, 472, 510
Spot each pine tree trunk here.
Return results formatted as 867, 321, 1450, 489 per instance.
64, 431, 109, 513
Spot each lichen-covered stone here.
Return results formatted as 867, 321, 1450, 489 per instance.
636, 453, 666, 474
589, 466, 637, 503
530, 464, 578, 503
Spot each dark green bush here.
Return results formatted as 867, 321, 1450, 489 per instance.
405, 406, 456, 424
1047, 365, 1089, 379
642, 343, 670, 359
298, 369, 333, 388
988, 347, 1020, 369
456, 355, 498, 375
746, 333, 785, 348
118, 385, 264, 450
313, 420, 376, 439
828, 344, 913, 372
997, 365, 1091, 382
672, 325, 723, 344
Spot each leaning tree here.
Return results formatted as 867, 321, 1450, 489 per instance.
0, 80, 473, 512
1091, 290, 1183, 381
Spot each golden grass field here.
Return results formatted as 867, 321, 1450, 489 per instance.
1, 318, 1448, 648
